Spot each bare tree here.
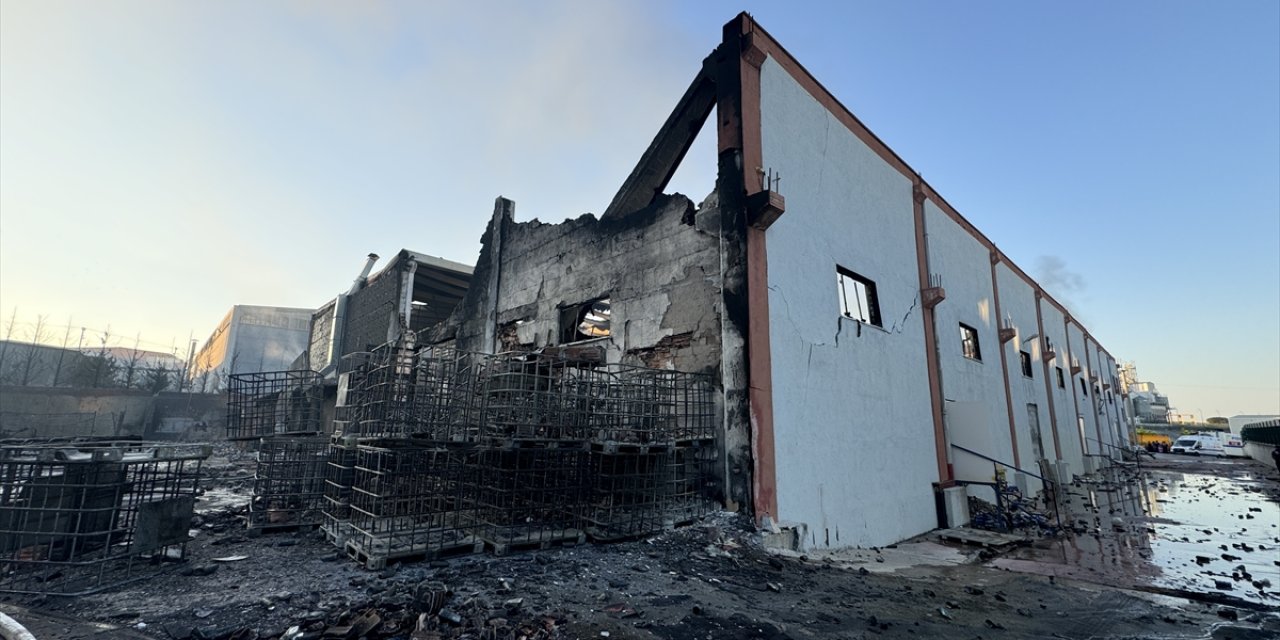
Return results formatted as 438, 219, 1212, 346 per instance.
18, 315, 51, 386
0, 307, 17, 382
121, 333, 146, 389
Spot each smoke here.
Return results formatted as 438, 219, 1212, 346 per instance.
1036, 255, 1085, 295
1035, 255, 1087, 321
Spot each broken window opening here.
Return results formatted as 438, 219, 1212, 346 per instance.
959, 323, 982, 361
836, 267, 881, 327
1020, 350, 1033, 378
559, 298, 611, 344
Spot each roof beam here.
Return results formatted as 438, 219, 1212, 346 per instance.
601, 66, 717, 220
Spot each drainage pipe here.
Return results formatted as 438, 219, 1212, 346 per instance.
0, 611, 37, 640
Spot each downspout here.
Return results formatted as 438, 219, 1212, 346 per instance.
914, 182, 952, 485
989, 252, 1021, 469
1063, 316, 1086, 457
397, 256, 419, 344
329, 253, 379, 372
1034, 292, 1063, 461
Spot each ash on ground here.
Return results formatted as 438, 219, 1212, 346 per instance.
4, 448, 1280, 640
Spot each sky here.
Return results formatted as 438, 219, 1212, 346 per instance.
1, 1, 1276, 417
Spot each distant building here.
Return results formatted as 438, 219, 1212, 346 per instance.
191, 305, 314, 390
0, 340, 90, 387
101, 347, 185, 372
1228, 414, 1280, 435
306, 250, 473, 374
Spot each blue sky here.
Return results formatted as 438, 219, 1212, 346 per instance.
1, 1, 1276, 416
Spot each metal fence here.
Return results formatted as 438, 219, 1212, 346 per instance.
0, 440, 210, 595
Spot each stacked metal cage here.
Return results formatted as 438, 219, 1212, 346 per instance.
345, 440, 482, 568
226, 370, 324, 441
0, 440, 210, 595
318, 343, 717, 567
228, 370, 327, 531
248, 436, 329, 530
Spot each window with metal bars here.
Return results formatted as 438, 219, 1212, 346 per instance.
959, 323, 981, 361
836, 267, 881, 327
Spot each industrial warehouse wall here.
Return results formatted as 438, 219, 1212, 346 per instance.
994, 263, 1052, 494
925, 201, 1016, 497
1066, 322, 1101, 460
757, 57, 939, 549
1039, 302, 1085, 477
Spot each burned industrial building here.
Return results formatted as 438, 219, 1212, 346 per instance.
1, 14, 1193, 639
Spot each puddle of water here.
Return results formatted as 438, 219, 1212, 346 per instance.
1144, 470, 1278, 605
195, 486, 250, 512
993, 464, 1279, 607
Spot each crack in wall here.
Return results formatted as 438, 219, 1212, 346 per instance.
890, 293, 920, 334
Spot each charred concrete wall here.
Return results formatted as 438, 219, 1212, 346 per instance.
447, 194, 723, 371
435, 192, 750, 505
343, 268, 400, 356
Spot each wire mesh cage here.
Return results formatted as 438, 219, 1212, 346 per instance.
470, 447, 589, 554
584, 449, 668, 541
663, 443, 718, 527
0, 441, 210, 595
321, 436, 359, 545
248, 436, 329, 530
227, 370, 324, 440
345, 440, 481, 568
308, 343, 721, 564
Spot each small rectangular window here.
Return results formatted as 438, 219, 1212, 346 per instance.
836, 267, 881, 327
959, 323, 981, 361
559, 297, 611, 343
1019, 351, 1033, 378
1056, 366, 1065, 389
1080, 378, 1088, 396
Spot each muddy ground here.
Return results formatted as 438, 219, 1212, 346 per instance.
2, 450, 1278, 640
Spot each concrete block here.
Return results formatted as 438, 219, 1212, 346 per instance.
1013, 472, 1032, 497
942, 486, 969, 528
760, 519, 808, 552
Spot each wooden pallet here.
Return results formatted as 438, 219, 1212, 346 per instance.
344, 537, 483, 570
589, 441, 672, 455
321, 521, 354, 547
482, 529, 586, 556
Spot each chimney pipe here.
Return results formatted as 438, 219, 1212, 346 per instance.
349, 253, 379, 295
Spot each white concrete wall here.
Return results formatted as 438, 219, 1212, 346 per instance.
995, 264, 1050, 493
758, 56, 939, 548
924, 203, 1013, 490
1038, 301, 1083, 476
1066, 322, 1100, 460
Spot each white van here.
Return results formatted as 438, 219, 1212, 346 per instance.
1171, 433, 1225, 456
